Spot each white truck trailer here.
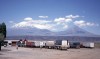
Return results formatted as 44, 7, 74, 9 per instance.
34, 41, 46, 48
55, 40, 69, 50
82, 42, 94, 48
45, 41, 55, 49
34, 41, 41, 47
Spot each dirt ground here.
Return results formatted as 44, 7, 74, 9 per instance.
0, 46, 100, 59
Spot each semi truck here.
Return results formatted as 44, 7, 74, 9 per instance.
69, 42, 81, 49
45, 41, 55, 49
55, 40, 69, 50
82, 42, 94, 48
34, 41, 46, 48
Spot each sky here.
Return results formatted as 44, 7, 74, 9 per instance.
0, 0, 100, 35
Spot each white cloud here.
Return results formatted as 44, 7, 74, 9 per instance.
54, 15, 80, 24
39, 16, 48, 18
74, 20, 99, 27
33, 24, 52, 29
11, 17, 53, 30
54, 15, 80, 28
11, 15, 80, 32
24, 17, 33, 21
10, 15, 99, 32
54, 18, 72, 23
66, 15, 80, 18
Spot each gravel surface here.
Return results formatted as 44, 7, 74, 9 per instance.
0, 46, 100, 59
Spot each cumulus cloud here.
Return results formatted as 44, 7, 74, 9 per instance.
24, 17, 33, 21
39, 16, 48, 18
54, 18, 72, 23
66, 15, 80, 18
54, 15, 80, 23
74, 20, 99, 27
33, 24, 52, 29
54, 15, 80, 28
10, 15, 80, 31
12, 17, 52, 30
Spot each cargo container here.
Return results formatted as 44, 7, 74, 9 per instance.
55, 40, 69, 50
69, 42, 81, 49
26, 42, 35, 47
34, 41, 46, 48
46, 41, 55, 49
40, 41, 46, 48
34, 41, 41, 48
12, 41, 17, 46
82, 42, 94, 48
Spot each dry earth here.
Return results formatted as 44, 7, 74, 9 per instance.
0, 46, 100, 59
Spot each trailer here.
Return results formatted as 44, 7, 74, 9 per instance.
82, 42, 94, 48
46, 41, 55, 49
69, 42, 81, 49
26, 42, 35, 47
12, 41, 17, 46
34, 41, 41, 48
55, 40, 69, 50
33, 41, 46, 48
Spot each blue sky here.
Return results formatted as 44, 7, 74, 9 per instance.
0, 0, 100, 35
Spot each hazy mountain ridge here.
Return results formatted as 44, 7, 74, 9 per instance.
55, 26, 97, 36
7, 25, 100, 42
7, 25, 99, 37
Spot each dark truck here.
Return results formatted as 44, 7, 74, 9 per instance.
55, 40, 69, 50
69, 42, 81, 49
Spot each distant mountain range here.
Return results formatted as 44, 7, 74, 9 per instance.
55, 26, 99, 36
7, 25, 99, 37
7, 25, 100, 42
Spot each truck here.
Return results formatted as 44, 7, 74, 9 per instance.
45, 41, 55, 49
40, 41, 46, 48
34, 41, 46, 48
69, 42, 81, 49
34, 41, 41, 48
55, 40, 69, 50
82, 42, 94, 48
26, 41, 35, 47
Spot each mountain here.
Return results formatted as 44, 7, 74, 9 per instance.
7, 27, 53, 36
55, 26, 97, 36
7, 26, 100, 42
7, 25, 99, 37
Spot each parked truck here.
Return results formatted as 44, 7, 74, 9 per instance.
45, 41, 55, 49
55, 40, 69, 50
82, 42, 94, 48
34, 41, 46, 48
26, 41, 35, 47
34, 41, 41, 48
69, 42, 81, 49
40, 41, 46, 48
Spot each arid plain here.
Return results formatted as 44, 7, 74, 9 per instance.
0, 46, 100, 59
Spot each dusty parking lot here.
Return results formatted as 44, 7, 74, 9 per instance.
0, 46, 100, 59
